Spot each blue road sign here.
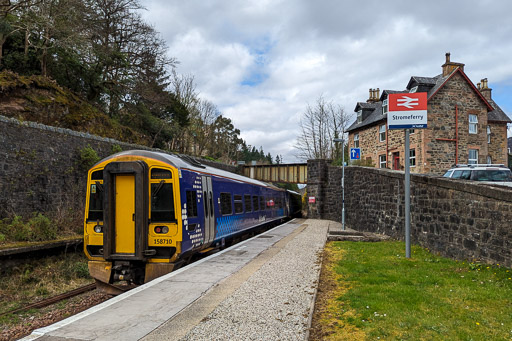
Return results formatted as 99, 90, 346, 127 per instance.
350, 148, 361, 160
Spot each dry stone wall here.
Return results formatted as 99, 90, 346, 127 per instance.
307, 159, 512, 266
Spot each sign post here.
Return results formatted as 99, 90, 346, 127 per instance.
387, 92, 428, 258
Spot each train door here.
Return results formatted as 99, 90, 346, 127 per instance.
103, 161, 148, 260
114, 175, 135, 253
201, 176, 215, 246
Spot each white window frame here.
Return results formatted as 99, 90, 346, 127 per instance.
379, 155, 386, 168
409, 86, 418, 93
409, 149, 416, 167
487, 125, 491, 143
468, 149, 478, 164
357, 110, 363, 123
379, 124, 386, 142
382, 99, 388, 114
469, 114, 478, 134
354, 133, 359, 148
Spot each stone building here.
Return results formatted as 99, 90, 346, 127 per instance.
346, 53, 511, 174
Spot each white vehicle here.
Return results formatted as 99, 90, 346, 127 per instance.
443, 164, 512, 187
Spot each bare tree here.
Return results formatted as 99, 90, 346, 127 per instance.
294, 95, 351, 161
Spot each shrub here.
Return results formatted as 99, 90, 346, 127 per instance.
29, 213, 56, 241
78, 145, 101, 170
111, 144, 122, 154
9, 215, 32, 241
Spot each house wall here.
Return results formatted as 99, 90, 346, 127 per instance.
307, 160, 512, 267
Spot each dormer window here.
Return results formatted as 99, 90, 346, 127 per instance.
357, 110, 363, 123
409, 86, 418, 93
382, 99, 388, 114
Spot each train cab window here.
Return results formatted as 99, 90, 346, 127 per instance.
186, 190, 198, 218
234, 195, 243, 214
244, 195, 252, 212
252, 195, 259, 212
91, 170, 103, 180
259, 196, 265, 210
88, 182, 103, 221
220, 192, 232, 215
151, 182, 176, 222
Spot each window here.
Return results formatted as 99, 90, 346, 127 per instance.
252, 195, 259, 211
259, 196, 265, 210
409, 86, 418, 93
234, 195, 243, 214
468, 149, 478, 164
357, 110, 362, 123
487, 155, 492, 164
469, 114, 478, 134
220, 192, 232, 215
151, 182, 175, 222
382, 99, 388, 114
452, 170, 471, 179
379, 124, 386, 142
88, 182, 103, 221
379, 155, 386, 168
354, 133, 359, 148
409, 149, 416, 167
487, 125, 491, 143
186, 191, 198, 218
151, 168, 172, 179
244, 195, 252, 212
410, 129, 415, 134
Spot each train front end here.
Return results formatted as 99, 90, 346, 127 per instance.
83, 152, 183, 292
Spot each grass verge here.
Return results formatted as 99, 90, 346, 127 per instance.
311, 241, 512, 340
0, 253, 93, 326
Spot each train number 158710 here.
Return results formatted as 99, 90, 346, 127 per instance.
153, 238, 173, 245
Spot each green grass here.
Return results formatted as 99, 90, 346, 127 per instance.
328, 241, 512, 340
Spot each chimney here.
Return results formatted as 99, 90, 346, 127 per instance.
480, 78, 492, 100
442, 52, 465, 76
367, 88, 380, 103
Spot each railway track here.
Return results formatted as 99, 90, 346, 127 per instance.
0, 283, 97, 318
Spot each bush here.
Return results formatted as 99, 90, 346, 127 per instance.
9, 215, 32, 241
111, 144, 122, 154
78, 145, 101, 170
29, 213, 57, 241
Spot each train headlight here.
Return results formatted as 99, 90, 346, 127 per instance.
93, 225, 103, 233
154, 226, 169, 234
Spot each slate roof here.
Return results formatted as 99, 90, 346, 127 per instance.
347, 68, 511, 133
487, 98, 511, 122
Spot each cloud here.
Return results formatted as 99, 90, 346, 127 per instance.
140, 0, 512, 161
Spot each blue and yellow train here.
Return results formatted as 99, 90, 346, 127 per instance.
84, 150, 301, 291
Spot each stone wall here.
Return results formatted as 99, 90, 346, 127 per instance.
0, 115, 237, 219
307, 159, 512, 266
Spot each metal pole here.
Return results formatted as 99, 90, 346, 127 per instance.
404, 129, 411, 258
342, 138, 345, 231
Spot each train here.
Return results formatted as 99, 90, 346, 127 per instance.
83, 150, 301, 292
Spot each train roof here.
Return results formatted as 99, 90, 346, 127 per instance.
94, 150, 284, 190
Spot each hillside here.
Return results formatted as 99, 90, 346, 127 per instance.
0, 71, 150, 145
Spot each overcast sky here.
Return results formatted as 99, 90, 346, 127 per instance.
140, 0, 512, 162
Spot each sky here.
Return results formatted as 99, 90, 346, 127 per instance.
140, 0, 512, 162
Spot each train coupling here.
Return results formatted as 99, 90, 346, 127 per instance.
112, 261, 135, 282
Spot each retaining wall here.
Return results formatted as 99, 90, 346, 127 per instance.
0, 115, 237, 219
307, 159, 512, 266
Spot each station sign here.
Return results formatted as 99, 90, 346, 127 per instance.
350, 148, 361, 160
387, 92, 428, 130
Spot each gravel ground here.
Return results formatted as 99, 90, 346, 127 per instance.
180, 219, 329, 341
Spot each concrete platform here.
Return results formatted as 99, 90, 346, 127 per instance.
22, 218, 328, 341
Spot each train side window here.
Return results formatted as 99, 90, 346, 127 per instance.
220, 192, 232, 215
88, 182, 103, 221
234, 195, 243, 214
252, 195, 259, 212
244, 195, 252, 212
259, 196, 265, 210
186, 191, 198, 218
151, 182, 176, 222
